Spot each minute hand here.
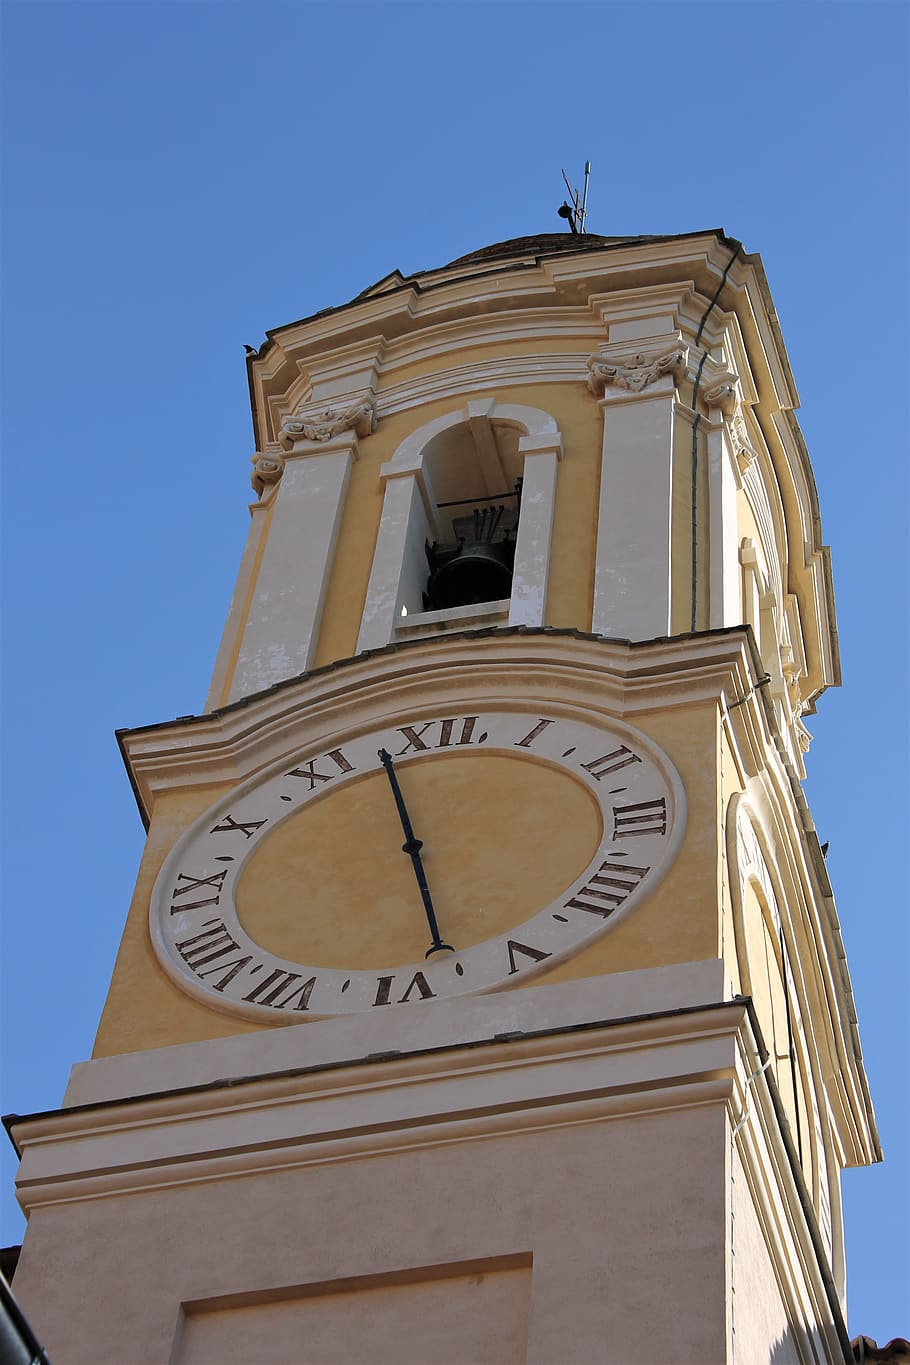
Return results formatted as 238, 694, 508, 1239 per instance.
378, 748, 453, 958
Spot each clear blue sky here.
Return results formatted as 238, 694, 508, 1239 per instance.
2, 0, 907, 1345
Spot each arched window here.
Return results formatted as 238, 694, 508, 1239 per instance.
357, 400, 562, 652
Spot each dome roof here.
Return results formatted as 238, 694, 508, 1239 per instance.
444, 232, 659, 268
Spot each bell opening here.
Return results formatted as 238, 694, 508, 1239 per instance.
423, 482, 521, 613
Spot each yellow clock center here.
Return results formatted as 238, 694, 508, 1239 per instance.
235, 751, 603, 970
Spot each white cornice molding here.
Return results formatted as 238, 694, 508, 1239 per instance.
118, 630, 759, 815
13, 998, 745, 1211
258, 238, 726, 369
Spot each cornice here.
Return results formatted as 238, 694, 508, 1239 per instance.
117, 628, 759, 823
10, 999, 746, 1211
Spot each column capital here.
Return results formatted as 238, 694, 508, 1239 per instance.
587, 343, 687, 398
278, 395, 376, 451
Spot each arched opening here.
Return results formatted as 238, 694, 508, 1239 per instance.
357, 401, 562, 652
421, 418, 523, 612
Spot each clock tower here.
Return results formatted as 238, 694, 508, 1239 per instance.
8, 232, 879, 1364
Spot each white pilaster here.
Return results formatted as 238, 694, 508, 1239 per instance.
229, 434, 357, 701
592, 380, 677, 640
702, 372, 747, 631
705, 415, 741, 629
508, 432, 562, 627
357, 467, 435, 654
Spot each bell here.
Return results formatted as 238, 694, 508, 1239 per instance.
424, 539, 515, 610
424, 502, 516, 611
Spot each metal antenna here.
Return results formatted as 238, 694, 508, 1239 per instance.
557, 162, 591, 234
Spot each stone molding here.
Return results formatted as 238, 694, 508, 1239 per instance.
65, 961, 727, 1107
120, 629, 762, 816
586, 346, 687, 396
14, 995, 743, 1210
278, 397, 376, 451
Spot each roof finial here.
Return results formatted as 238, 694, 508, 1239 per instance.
557, 161, 591, 234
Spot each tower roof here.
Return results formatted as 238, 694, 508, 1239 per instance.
443, 231, 673, 268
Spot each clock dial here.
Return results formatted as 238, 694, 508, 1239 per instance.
150, 709, 685, 1020
235, 752, 604, 970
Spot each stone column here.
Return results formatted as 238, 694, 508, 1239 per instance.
508, 431, 563, 628
588, 344, 686, 641
357, 460, 438, 654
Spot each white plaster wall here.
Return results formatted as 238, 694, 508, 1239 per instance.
14, 1105, 729, 1365
593, 393, 674, 641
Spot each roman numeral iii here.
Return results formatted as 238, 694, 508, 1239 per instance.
611, 799, 667, 838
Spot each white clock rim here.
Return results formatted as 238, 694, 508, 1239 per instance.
150, 706, 687, 1020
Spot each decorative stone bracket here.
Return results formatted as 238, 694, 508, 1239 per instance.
278, 396, 377, 450
250, 448, 284, 498
587, 347, 687, 396
702, 367, 759, 474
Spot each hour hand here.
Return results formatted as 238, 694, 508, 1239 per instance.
378, 748, 453, 958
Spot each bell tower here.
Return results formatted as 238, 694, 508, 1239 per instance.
8, 231, 879, 1364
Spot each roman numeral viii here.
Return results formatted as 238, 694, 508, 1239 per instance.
565, 861, 650, 918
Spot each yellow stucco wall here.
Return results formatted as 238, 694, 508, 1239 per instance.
95, 701, 725, 1057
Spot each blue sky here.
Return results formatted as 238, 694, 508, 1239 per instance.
1, 0, 907, 1345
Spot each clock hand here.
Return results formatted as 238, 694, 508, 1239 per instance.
378, 748, 454, 959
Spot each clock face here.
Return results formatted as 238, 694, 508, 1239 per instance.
150, 708, 685, 1020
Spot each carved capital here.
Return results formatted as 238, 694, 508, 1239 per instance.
250, 449, 284, 498
730, 409, 759, 473
701, 369, 758, 474
702, 372, 739, 418
279, 397, 376, 450
587, 347, 687, 396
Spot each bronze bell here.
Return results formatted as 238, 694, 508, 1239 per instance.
424, 503, 517, 611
